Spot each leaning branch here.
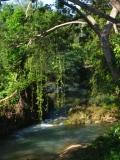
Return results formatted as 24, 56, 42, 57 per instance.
110, 0, 120, 11
0, 91, 17, 104
100, 7, 120, 80
25, 1, 32, 18
37, 20, 86, 37
60, 0, 120, 24
60, 1, 101, 35
27, 20, 87, 46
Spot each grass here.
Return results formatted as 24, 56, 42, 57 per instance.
65, 105, 120, 125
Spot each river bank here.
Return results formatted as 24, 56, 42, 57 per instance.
0, 103, 119, 138
0, 103, 119, 160
0, 103, 38, 138
65, 105, 120, 125
0, 122, 110, 160
58, 134, 120, 160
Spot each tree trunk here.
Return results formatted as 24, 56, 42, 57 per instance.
100, 7, 120, 80
100, 33, 120, 80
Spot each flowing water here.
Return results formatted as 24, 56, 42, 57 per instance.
0, 119, 109, 160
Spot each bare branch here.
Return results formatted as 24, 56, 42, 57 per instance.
87, 15, 98, 26
100, 7, 120, 80
37, 21, 86, 37
60, 0, 120, 24
110, 0, 120, 11
25, 1, 32, 18
0, 91, 17, 104
60, 0, 101, 35
27, 20, 87, 46
27, 1, 103, 46
113, 24, 119, 33
104, 7, 118, 36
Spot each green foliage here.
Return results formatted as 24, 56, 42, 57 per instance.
0, 2, 120, 119
0, 4, 69, 117
105, 151, 120, 160
112, 34, 120, 66
0, 2, 120, 160
108, 123, 120, 139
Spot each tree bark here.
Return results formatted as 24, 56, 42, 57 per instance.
100, 34, 120, 80
100, 7, 120, 80
26, 0, 120, 80
110, 0, 120, 11
60, 0, 120, 80
27, 20, 87, 46
25, 1, 32, 18
60, 0, 120, 24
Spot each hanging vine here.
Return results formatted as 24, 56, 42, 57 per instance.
52, 54, 65, 108
24, 29, 66, 119
25, 44, 47, 120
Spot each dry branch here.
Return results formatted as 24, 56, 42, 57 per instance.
27, 20, 87, 46
61, 0, 120, 24
0, 91, 17, 104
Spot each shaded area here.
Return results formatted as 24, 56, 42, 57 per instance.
58, 135, 120, 160
0, 123, 108, 160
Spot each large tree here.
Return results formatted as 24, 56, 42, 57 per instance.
55, 0, 120, 80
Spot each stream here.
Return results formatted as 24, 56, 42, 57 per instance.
0, 118, 110, 160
